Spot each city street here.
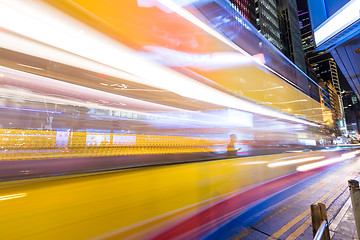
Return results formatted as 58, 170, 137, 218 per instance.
208, 154, 360, 239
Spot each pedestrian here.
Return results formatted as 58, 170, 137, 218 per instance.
227, 134, 238, 157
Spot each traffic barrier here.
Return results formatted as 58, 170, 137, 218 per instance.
348, 179, 360, 238
310, 202, 330, 240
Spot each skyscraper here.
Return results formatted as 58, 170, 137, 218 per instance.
277, 0, 306, 73
254, 0, 282, 50
298, 10, 314, 60
319, 80, 343, 129
312, 56, 341, 95
226, 0, 308, 73
298, 8, 345, 134
298, 10, 341, 96
228, 0, 256, 26
251, 0, 307, 73
306, 0, 360, 102
342, 90, 360, 136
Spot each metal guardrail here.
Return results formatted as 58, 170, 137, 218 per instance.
310, 203, 330, 240
311, 179, 360, 240
313, 220, 328, 240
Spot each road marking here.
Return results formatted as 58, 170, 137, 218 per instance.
284, 177, 355, 240
285, 217, 311, 240
234, 175, 329, 239
258, 181, 326, 225
267, 181, 345, 239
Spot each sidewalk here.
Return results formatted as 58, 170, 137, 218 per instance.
330, 197, 357, 239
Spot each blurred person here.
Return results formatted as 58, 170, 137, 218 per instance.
100, 137, 109, 146
227, 134, 239, 157
89, 137, 97, 146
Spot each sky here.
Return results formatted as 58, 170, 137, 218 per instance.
296, 0, 308, 12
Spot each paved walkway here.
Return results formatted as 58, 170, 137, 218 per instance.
330, 197, 357, 240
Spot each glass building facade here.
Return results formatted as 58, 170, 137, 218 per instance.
229, 0, 256, 26
232, 0, 307, 75
254, 0, 282, 50
298, 8, 344, 134
277, 0, 306, 73
298, 10, 341, 96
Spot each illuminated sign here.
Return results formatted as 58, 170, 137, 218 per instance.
313, 0, 360, 46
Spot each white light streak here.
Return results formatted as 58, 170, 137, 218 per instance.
268, 156, 325, 168
0, 66, 243, 128
0, 193, 27, 201
17, 64, 44, 71
238, 161, 267, 165
297, 151, 360, 172
243, 86, 283, 92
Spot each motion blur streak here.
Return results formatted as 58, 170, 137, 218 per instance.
0, 66, 183, 113
0, 0, 317, 125
155, 0, 316, 104
0, 0, 349, 237
143, 46, 266, 70
0, 0, 337, 180
239, 161, 268, 165
267, 156, 325, 168
297, 150, 360, 172
0, 193, 26, 201
0, 150, 349, 239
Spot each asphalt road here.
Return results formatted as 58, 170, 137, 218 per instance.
206, 155, 360, 239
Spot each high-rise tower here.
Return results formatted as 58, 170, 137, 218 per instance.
277, 0, 306, 73
298, 7, 345, 134
254, 0, 282, 50
298, 10, 341, 97
228, 0, 256, 26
